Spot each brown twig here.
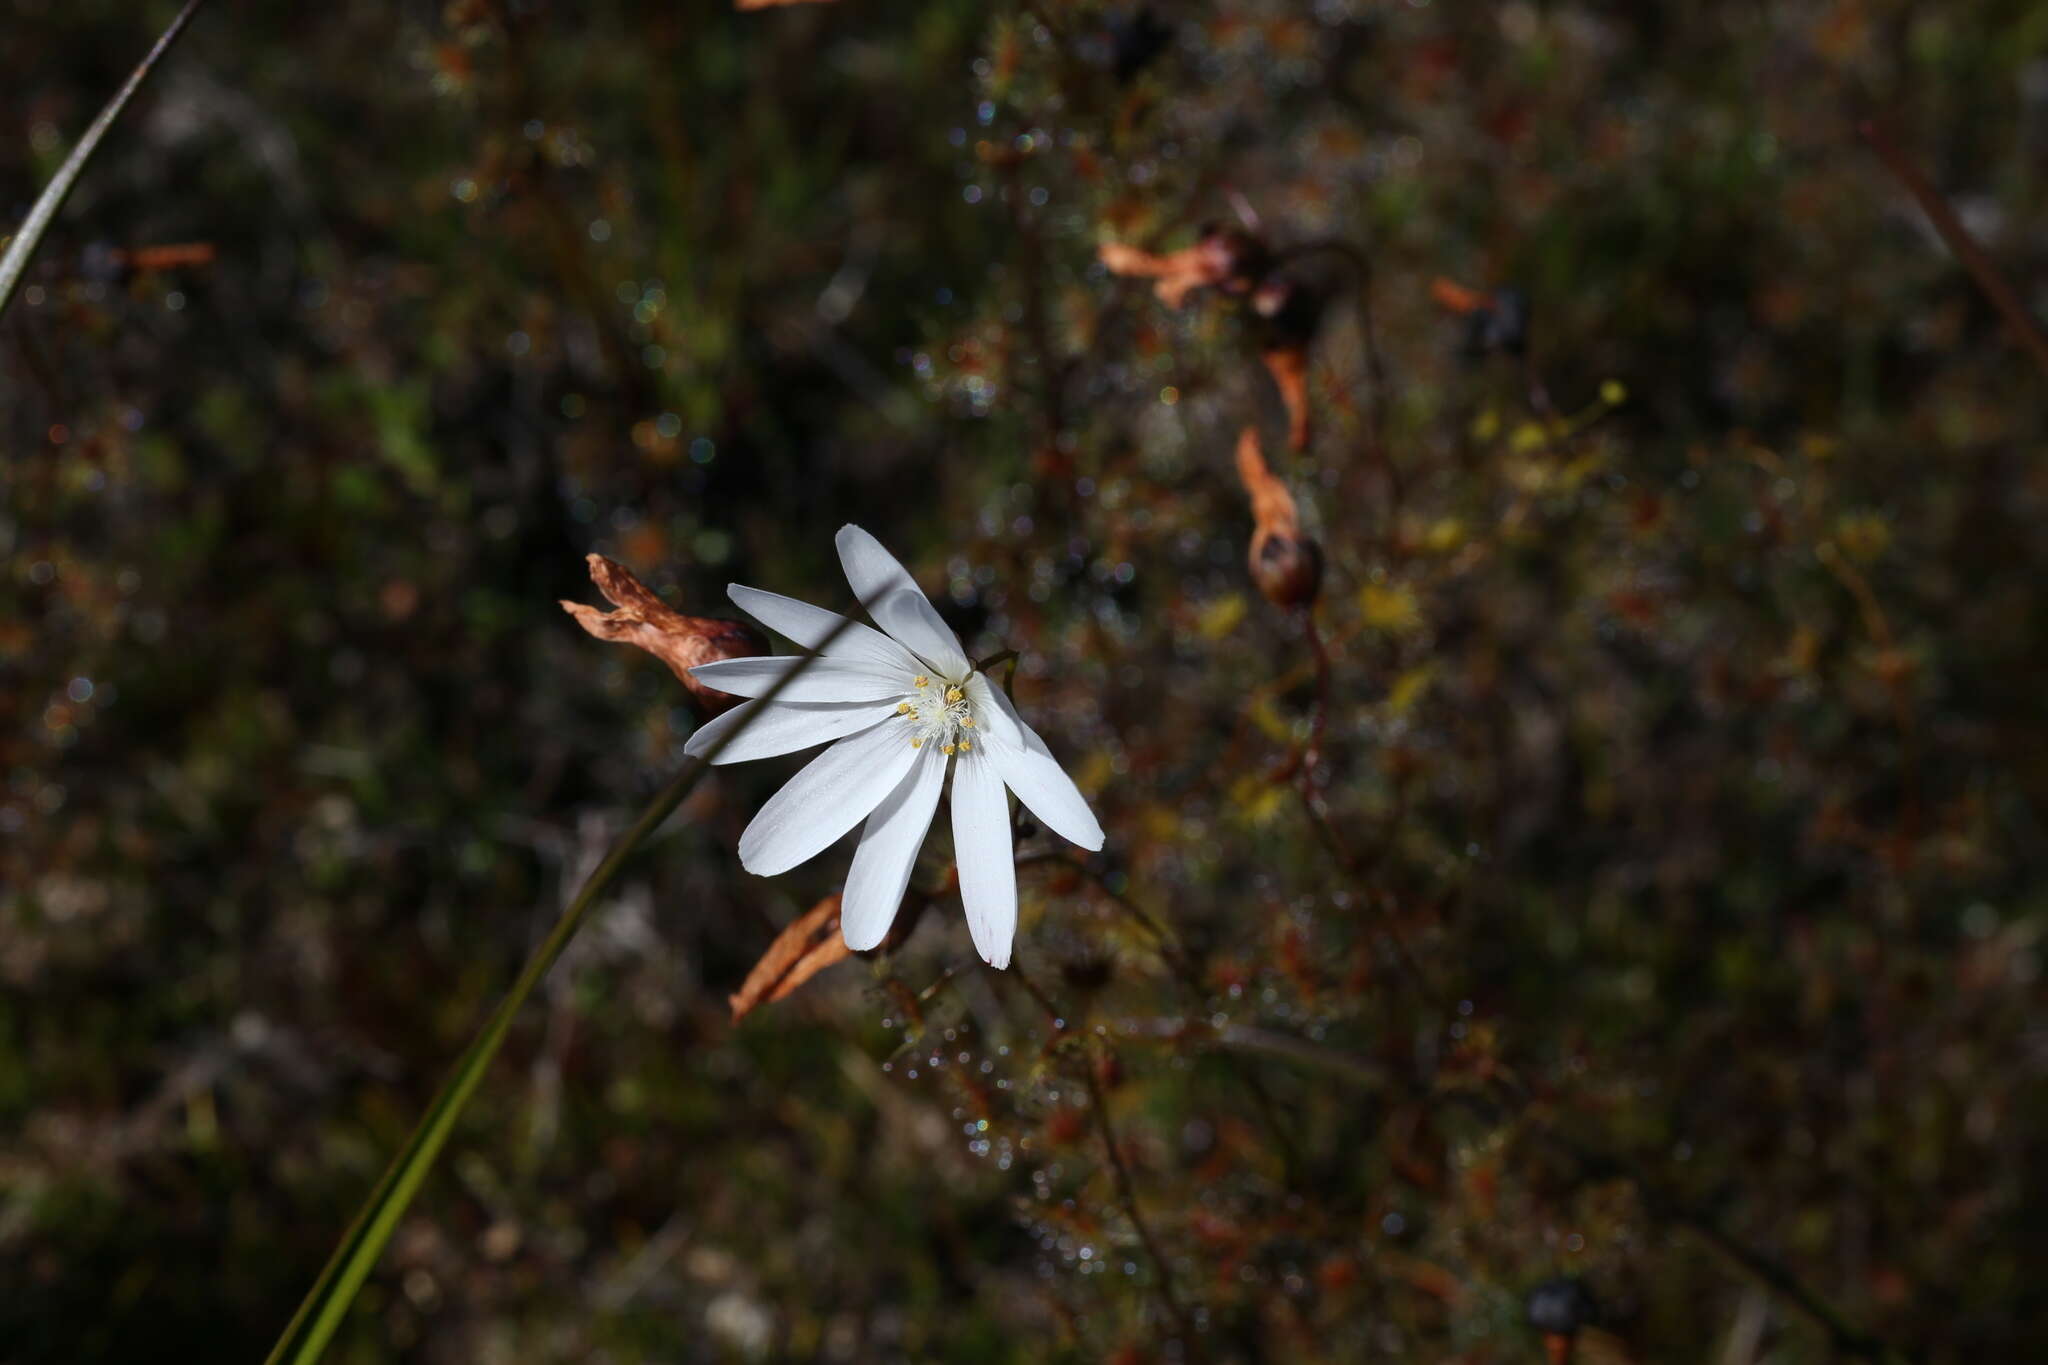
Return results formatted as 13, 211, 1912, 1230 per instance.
1300, 608, 1333, 788
1293, 791, 1446, 1014
1080, 1036, 1201, 1353
1116, 1015, 1391, 1091
1524, 1121, 1913, 1365
1858, 119, 2048, 382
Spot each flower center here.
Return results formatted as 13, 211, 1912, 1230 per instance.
895, 672, 977, 755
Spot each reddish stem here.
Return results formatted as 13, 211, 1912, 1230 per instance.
1859, 119, 2048, 382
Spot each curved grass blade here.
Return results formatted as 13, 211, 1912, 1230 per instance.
263, 611, 858, 1365
0, 0, 206, 321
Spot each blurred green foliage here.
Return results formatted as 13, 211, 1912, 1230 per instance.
5, 1, 2047, 1361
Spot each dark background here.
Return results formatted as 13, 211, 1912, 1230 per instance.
4, 1, 2045, 1360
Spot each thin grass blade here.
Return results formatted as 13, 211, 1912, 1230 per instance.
263, 611, 860, 1365
0, 0, 206, 321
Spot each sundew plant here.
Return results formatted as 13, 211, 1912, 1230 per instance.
4, 3, 2046, 1363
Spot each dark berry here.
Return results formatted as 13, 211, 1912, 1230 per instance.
1523, 1277, 1597, 1336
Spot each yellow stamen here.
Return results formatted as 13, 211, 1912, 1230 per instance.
958, 740, 972, 752
896, 702, 911, 715
912, 674, 929, 688
910, 737, 922, 749
941, 743, 956, 755
960, 717, 974, 728
945, 686, 963, 703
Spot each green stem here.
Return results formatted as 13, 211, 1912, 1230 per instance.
262, 760, 705, 1365
264, 615, 857, 1364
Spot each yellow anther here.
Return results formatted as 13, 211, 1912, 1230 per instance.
945, 687, 964, 703
941, 743, 956, 755
960, 717, 974, 728
910, 737, 922, 749
896, 702, 911, 715
912, 674, 929, 688
958, 740, 972, 753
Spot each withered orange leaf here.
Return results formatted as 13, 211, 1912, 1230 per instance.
1098, 227, 1267, 309
728, 894, 851, 1022
560, 554, 768, 715
110, 242, 217, 271
1429, 275, 1492, 315
1260, 345, 1311, 453
1098, 242, 1212, 308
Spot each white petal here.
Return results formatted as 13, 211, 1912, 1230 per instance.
727, 584, 920, 674
683, 698, 896, 765
963, 673, 1026, 748
834, 524, 924, 610
949, 747, 1018, 968
840, 743, 946, 951
689, 655, 910, 703
964, 676, 1105, 851
871, 587, 971, 679
738, 722, 920, 876
833, 525, 970, 677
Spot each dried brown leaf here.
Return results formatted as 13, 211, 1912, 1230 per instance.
560, 554, 769, 715
728, 894, 851, 1022
1098, 227, 1268, 309
1097, 242, 1205, 307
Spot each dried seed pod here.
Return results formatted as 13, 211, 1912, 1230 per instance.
1249, 510, 1323, 611
561, 553, 769, 715
1235, 427, 1323, 610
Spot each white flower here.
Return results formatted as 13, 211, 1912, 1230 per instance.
684, 525, 1105, 968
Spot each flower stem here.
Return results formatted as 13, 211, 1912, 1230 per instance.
1007, 963, 1203, 1357
264, 615, 859, 1365
1082, 1039, 1202, 1355
1859, 119, 2048, 383
261, 760, 706, 1365
973, 647, 1020, 693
